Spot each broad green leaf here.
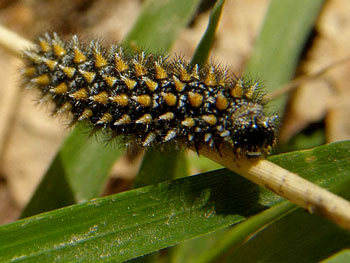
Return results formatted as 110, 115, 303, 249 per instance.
21, 0, 201, 218
322, 250, 350, 263
191, 201, 296, 263
0, 170, 257, 263
225, 178, 350, 263
245, 0, 324, 112
1, 141, 349, 262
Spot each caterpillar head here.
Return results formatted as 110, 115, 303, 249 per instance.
228, 103, 278, 157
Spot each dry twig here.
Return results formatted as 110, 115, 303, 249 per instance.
198, 144, 350, 229
264, 56, 350, 101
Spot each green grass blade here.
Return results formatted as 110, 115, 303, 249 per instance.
225, 178, 350, 263
133, 150, 188, 188
197, 175, 349, 263
227, 211, 350, 263
194, 201, 296, 263
171, 202, 295, 263
191, 0, 225, 66
322, 250, 350, 263
124, 0, 201, 52
245, 0, 324, 112
1, 141, 349, 262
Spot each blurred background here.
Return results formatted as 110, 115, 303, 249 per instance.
0, 0, 349, 225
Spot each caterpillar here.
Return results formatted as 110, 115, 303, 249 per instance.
21, 33, 278, 157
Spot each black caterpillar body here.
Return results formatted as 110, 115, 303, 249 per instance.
21, 33, 278, 156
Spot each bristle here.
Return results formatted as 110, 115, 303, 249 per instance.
43, 58, 58, 71
69, 88, 88, 100
78, 109, 93, 120
31, 74, 50, 85
154, 61, 168, 80
121, 76, 137, 90
164, 130, 177, 142
50, 82, 68, 94
38, 37, 51, 52
92, 41, 108, 68
188, 92, 203, 108
133, 53, 148, 77
79, 70, 96, 83
59, 65, 76, 78
72, 35, 87, 64
162, 92, 177, 107
178, 64, 191, 82
143, 132, 156, 146
136, 114, 152, 124
97, 112, 113, 125
159, 112, 174, 121
133, 95, 151, 107
103, 75, 117, 87
245, 81, 259, 99
90, 91, 109, 104
51, 33, 67, 57
191, 64, 200, 80
231, 79, 244, 98
173, 76, 185, 92
110, 94, 129, 106
114, 51, 129, 72
144, 77, 158, 92
204, 66, 217, 86
202, 115, 217, 125
115, 114, 131, 125
215, 93, 228, 110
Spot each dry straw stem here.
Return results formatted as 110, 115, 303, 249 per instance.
0, 25, 348, 229
198, 144, 350, 230
0, 26, 33, 55
265, 56, 350, 101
